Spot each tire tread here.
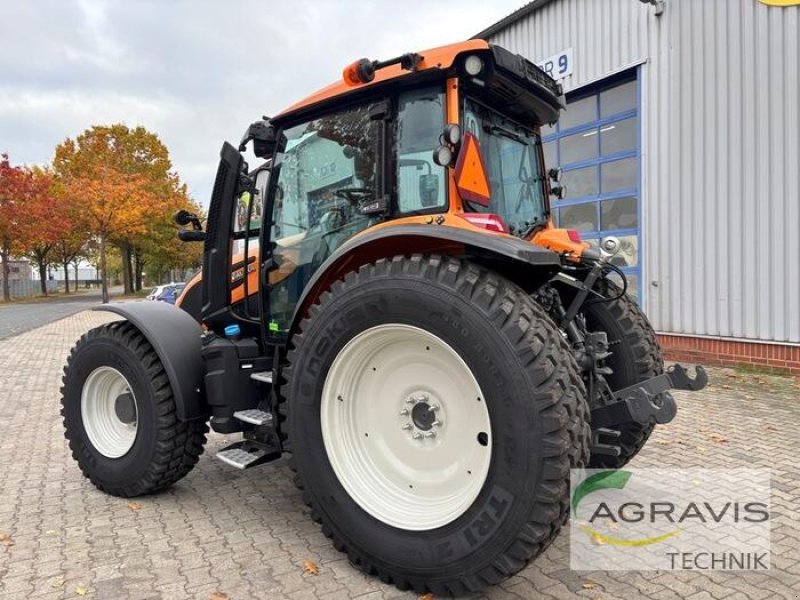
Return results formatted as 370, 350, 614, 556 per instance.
281, 255, 590, 595
61, 321, 208, 497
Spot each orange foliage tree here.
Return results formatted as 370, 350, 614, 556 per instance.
54, 124, 198, 300
0, 153, 25, 301
21, 167, 68, 295
61, 168, 155, 303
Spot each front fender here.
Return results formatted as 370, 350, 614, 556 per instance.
93, 301, 208, 421
290, 223, 562, 332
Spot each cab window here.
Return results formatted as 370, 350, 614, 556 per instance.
267, 103, 381, 333
395, 86, 447, 213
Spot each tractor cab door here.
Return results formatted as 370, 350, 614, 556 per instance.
229, 166, 268, 320
262, 102, 387, 336
202, 142, 267, 332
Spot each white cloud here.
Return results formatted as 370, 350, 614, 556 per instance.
0, 0, 522, 204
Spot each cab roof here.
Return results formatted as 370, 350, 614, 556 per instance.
273, 39, 490, 124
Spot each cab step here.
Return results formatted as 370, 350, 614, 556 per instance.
250, 371, 273, 384
233, 408, 273, 426
215, 440, 281, 470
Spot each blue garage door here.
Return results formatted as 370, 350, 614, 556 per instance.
542, 71, 641, 301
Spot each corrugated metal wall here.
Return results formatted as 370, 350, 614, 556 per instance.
488, 0, 800, 343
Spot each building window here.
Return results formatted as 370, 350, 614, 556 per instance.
543, 71, 641, 302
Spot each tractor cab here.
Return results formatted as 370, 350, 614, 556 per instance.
185, 40, 587, 338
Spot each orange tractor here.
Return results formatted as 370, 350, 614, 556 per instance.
61, 40, 706, 594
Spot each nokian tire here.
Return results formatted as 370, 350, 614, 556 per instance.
580, 281, 664, 469
61, 321, 208, 497
284, 255, 589, 595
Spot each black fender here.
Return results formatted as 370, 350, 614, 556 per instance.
290, 223, 562, 331
93, 301, 208, 421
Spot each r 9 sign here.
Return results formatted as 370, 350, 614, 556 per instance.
537, 48, 574, 80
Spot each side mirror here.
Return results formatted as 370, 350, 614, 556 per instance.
550, 185, 566, 200
174, 209, 196, 226
419, 174, 439, 207
178, 229, 206, 242
174, 209, 204, 242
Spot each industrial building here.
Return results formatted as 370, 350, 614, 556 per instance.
477, 0, 800, 372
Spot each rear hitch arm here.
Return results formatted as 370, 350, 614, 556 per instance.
590, 364, 708, 430
667, 363, 708, 391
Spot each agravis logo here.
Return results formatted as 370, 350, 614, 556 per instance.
572, 470, 680, 547
570, 468, 771, 571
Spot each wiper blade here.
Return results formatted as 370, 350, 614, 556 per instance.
483, 124, 524, 143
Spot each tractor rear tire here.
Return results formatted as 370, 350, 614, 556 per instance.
61, 321, 208, 497
284, 255, 589, 595
581, 282, 664, 468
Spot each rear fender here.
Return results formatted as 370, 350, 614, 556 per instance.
93, 301, 208, 421
290, 224, 562, 332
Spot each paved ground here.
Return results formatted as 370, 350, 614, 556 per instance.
0, 287, 124, 341
0, 310, 798, 600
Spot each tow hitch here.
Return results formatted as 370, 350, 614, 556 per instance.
590, 364, 708, 456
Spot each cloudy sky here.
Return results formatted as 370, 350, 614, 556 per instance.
0, 0, 522, 205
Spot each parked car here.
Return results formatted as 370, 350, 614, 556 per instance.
155, 283, 185, 304
146, 285, 168, 301
147, 283, 185, 303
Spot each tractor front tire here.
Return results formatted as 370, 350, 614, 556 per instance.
61, 321, 208, 497
581, 282, 664, 468
285, 255, 589, 595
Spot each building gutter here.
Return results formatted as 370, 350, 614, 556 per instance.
473, 0, 558, 40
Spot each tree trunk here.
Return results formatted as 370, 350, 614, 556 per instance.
63, 262, 70, 294
127, 251, 135, 293
100, 235, 109, 303
120, 243, 132, 295
133, 248, 143, 292
1, 246, 10, 302
38, 261, 47, 295
72, 259, 80, 288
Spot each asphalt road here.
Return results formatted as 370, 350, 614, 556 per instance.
0, 286, 125, 341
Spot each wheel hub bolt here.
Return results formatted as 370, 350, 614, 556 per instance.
401, 394, 443, 441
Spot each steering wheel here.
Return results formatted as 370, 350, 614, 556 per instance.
334, 187, 372, 204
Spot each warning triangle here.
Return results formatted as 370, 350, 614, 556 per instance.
455, 132, 491, 207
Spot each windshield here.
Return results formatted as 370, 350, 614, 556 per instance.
463, 98, 547, 237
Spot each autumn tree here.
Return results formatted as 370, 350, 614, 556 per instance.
0, 153, 24, 301
22, 167, 64, 295
62, 168, 155, 303
54, 124, 194, 301
49, 174, 91, 294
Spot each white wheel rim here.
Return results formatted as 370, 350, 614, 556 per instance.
321, 324, 492, 531
81, 366, 138, 458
